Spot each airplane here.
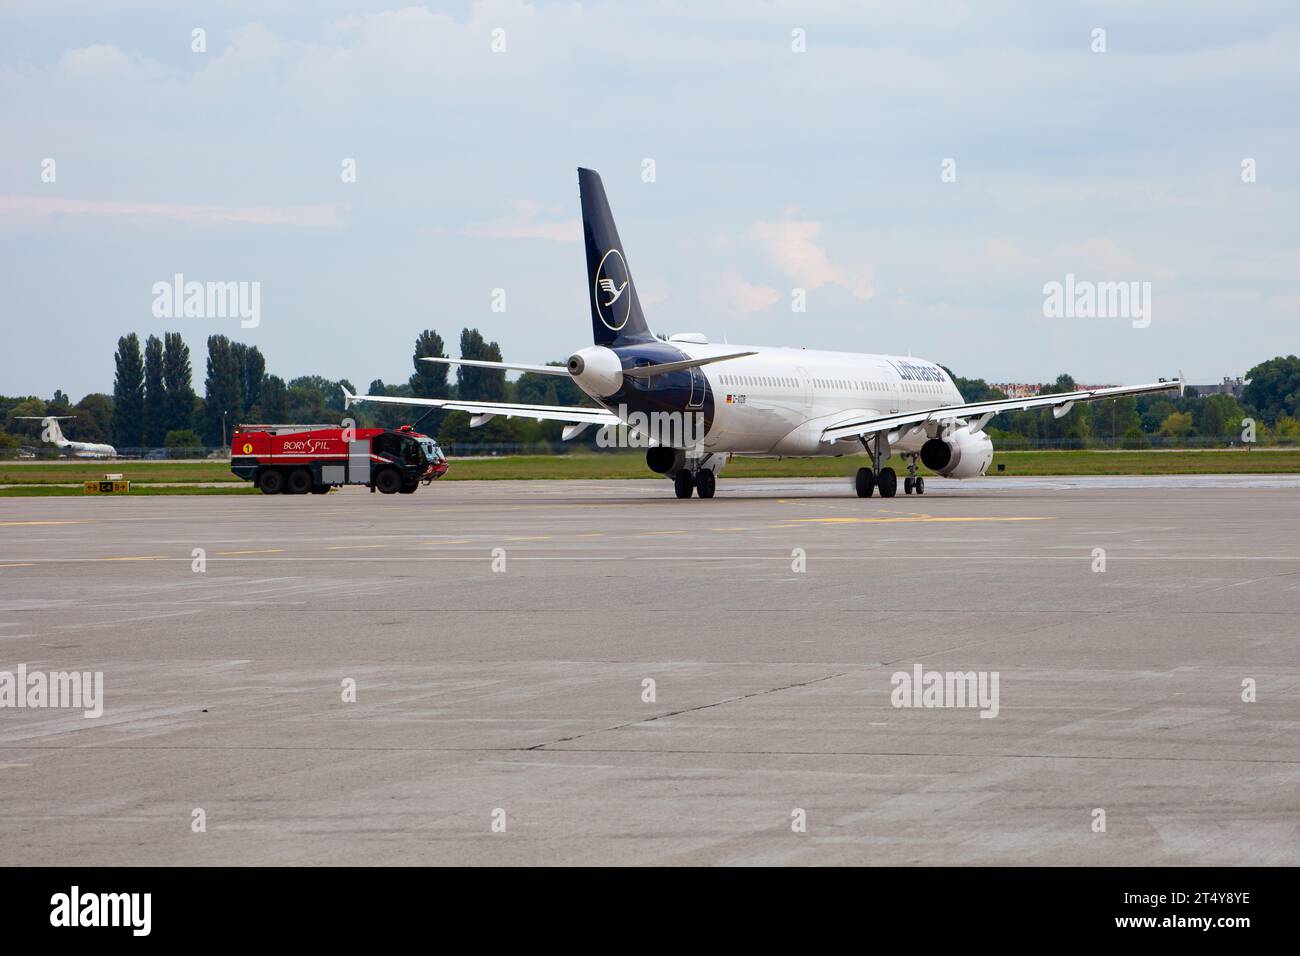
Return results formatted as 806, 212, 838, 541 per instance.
14, 416, 117, 459
344, 167, 1181, 499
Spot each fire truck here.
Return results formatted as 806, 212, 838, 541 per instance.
230, 424, 448, 495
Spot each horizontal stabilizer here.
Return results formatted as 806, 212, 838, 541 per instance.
419, 357, 570, 376
622, 351, 757, 379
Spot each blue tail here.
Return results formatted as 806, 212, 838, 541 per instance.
579, 168, 655, 346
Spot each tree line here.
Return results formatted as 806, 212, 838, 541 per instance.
952, 362, 1300, 448
2, 339, 1299, 453
0, 328, 590, 453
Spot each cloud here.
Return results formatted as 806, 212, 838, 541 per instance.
0, 196, 346, 229
717, 269, 782, 314
463, 200, 579, 242
56, 44, 135, 76
750, 220, 876, 301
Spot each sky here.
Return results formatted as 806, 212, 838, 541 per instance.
2, 0, 1297, 398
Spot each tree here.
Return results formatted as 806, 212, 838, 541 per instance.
1039, 373, 1091, 445
1194, 393, 1244, 439
285, 375, 350, 415
202, 335, 242, 446
410, 330, 449, 398
162, 332, 196, 435
143, 334, 167, 446
1090, 396, 1141, 446
112, 333, 145, 448
163, 429, 203, 457
1241, 355, 1300, 426
366, 379, 416, 430
259, 375, 288, 423
1158, 411, 1194, 439
941, 368, 1006, 404
456, 328, 506, 402
408, 330, 449, 435
515, 363, 587, 406
74, 393, 114, 443
231, 343, 266, 415
439, 328, 508, 446
1120, 425, 1149, 449
1274, 416, 1300, 442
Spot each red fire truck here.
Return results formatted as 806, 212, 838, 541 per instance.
230, 424, 448, 495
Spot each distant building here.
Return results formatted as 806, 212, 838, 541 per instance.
1191, 376, 1246, 398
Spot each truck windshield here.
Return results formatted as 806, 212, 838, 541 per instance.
418, 438, 443, 462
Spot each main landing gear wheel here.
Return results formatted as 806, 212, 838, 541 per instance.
877, 466, 898, 498
695, 469, 716, 499
673, 469, 694, 499
854, 467, 875, 498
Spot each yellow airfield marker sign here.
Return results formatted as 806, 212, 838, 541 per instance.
84, 474, 130, 495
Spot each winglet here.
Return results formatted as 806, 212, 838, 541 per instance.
1178, 370, 1186, 397
342, 385, 356, 410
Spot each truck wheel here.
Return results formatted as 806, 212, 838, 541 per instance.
257, 469, 284, 495
374, 468, 403, 494
286, 468, 313, 495
398, 481, 418, 494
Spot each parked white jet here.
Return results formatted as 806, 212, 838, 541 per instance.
346, 168, 1181, 498
15, 416, 117, 459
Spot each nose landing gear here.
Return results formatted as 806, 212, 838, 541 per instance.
903, 453, 925, 495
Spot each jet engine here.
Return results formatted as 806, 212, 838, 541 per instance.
919, 425, 994, 479
567, 346, 624, 398
646, 446, 685, 475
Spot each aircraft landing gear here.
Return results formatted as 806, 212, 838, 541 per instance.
856, 434, 898, 498
877, 466, 898, 498
903, 454, 925, 495
695, 469, 716, 499
855, 467, 875, 498
674, 469, 694, 498
673, 453, 717, 500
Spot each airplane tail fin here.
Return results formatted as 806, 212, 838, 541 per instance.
579, 167, 654, 347
14, 415, 70, 445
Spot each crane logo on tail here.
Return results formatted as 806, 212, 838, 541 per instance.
593, 248, 632, 331
599, 278, 628, 306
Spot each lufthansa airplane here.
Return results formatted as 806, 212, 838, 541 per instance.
345, 168, 1181, 498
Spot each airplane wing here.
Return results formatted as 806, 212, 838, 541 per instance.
820, 377, 1183, 445
342, 387, 620, 439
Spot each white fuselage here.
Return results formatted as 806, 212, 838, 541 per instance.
604, 342, 966, 457
61, 441, 118, 459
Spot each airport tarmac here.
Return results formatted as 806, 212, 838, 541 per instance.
1, 475, 1297, 866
